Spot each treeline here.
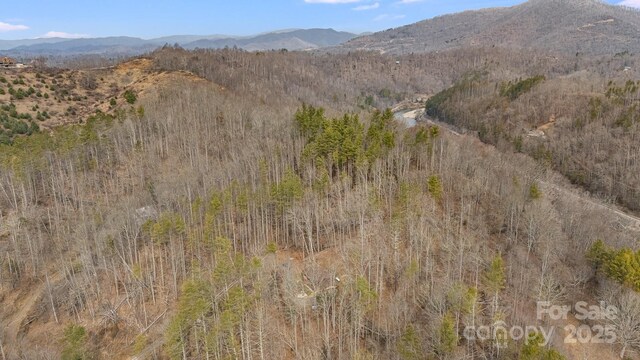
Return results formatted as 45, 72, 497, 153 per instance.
150, 45, 575, 112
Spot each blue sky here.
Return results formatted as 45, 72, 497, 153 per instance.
0, 0, 633, 40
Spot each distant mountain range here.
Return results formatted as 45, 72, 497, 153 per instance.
6, 0, 640, 58
0, 29, 359, 56
339, 0, 640, 55
183, 29, 357, 52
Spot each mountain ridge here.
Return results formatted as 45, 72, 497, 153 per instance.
338, 0, 640, 55
0, 28, 360, 56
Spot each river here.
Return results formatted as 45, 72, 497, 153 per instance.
394, 108, 424, 127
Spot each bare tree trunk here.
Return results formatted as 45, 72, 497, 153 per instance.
46, 272, 59, 324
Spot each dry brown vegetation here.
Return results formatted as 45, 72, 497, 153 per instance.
423, 53, 640, 212
0, 46, 639, 360
0, 58, 208, 142
340, 0, 640, 56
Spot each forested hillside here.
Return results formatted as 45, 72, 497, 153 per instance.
340, 0, 640, 55
423, 57, 640, 211
0, 43, 639, 360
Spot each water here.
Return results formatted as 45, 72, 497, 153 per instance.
394, 109, 422, 127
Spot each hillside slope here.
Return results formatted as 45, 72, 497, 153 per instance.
185, 28, 358, 51
2, 47, 640, 359
340, 0, 640, 55
0, 58, 209, 144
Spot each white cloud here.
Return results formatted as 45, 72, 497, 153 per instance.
374, 13, 406, 21
305, 0, 362, 3
43, 31, 90, 39
0, 22, 29, 32
353, 2, 380, 10
619, 0, 640, 7
396, 0, 424, 3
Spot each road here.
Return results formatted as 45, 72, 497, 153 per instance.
394, 105, 640, 233
540, 181, 640, 232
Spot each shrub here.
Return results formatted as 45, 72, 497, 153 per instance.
529, 182, 542, 200
61, 324, 88, 360
123, 90, 137, 104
